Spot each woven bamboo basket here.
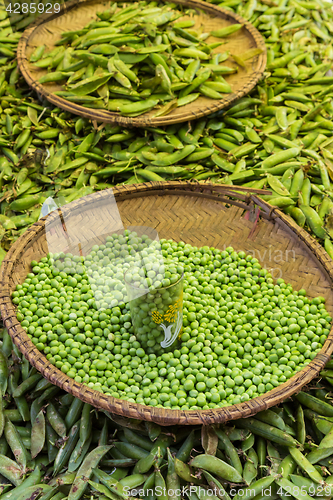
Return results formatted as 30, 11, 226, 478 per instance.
1, 182, 333, 425
17, 0, 266, 127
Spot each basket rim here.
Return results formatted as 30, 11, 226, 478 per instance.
1, 181, 333, 426
16, 0, 267, 128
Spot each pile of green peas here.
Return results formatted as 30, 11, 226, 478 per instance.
124, 261, 182, 291
13, 231, 332, 410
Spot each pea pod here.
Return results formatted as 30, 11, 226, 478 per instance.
12, 373, 42, 398
179, 70, 211, 98
53, 420, 80, 476
0, 454, 24, 486
115, 442, 149, 460
300, 177, 311, 206
0, 465, 41, 500
324, 238, 333, 260
0, 351, 8, 395
214, 137, 237, 152
260, 444, 277, 485
68, 434, 92, 472
307, 411, 333, 435
174, 457, 201, 484
152, 469, 166, 500
261, 148, 301, 170
65, 398, 84, 430
68, 445, 111, 500
150, 145, 196, 167
278, 455, 296, 477
289, 168, 304, 197
239, 432, 254, 452
4, 410, 23, 423
317, 422, 333, 449
0, 388, 4, 439
89, 479, 118, 499
305, 446, 333, 465
276, 107, 288, 130
78, 402, 92, 445
319, 197, 333, 219
35, 129, 60, 140
36, 385, 60, 405
30, 45, 45, 62
31, 409, 45, 459
296, 392, 333, 417
118, 99, 160, 115
9, 195, 44, 212
49, 472, 76, 494
214, 429, 242, 475
290, 475, 327, 497
46, 403, 67, 438
183, 59, 201, 83
211, 154, 235, 173
211, 24, 243, 37
92, 468, 128, 499
177, 127, 198, 147
266, 196, 296, 208
190, 454, 243, 483
233, 476, 276, 500
289, 447, 325, 485
275, 477, 313, 500
4, 417, 30, 469
228, 142, 257, 159
196, 486, 222, 500
166, 449, 180, 500
299, 205, 326, 239
284, 206, 306, 227
268, 50, 303, 69
142, 470, 155, 494
295, 405, 306, 445
101, 458, 137, 467
122, 428, 152, 452
235, 418, 299, 447
319, 160, 331, 190
203, 470, 231, 500
255, 410, 286, 431
266, 174, 291, 197
70, 73, 112, 95
175, 430, 195, 463
243, 448, 258, 486
134, 435, 173, 474
21, 485, 55, 500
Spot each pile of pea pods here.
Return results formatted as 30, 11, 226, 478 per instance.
2, 323, 333, 500
34, 1, 239, 115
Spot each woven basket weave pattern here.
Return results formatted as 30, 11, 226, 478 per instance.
0, 182, 332, 425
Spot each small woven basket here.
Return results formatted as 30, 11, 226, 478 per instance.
1, 182, 333, 425
17, 0, 266, 127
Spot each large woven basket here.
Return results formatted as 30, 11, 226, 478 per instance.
17, 0, 266, 127
1, 182, 333, 425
